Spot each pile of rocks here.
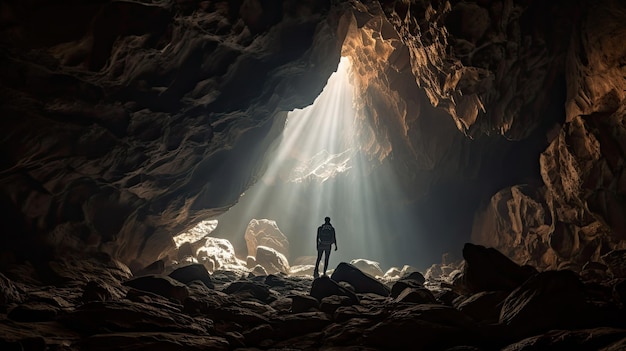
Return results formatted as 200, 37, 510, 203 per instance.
1, 243, 625, 350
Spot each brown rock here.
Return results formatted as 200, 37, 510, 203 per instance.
245, 219, 290, 258
499, 270, 588, 338
122, 275, 189, 302
78, 332, 229, 351
310, 276, 359, 305
394, 287, 437, 304
169, 263, 214, 289
457, 291, 508, 324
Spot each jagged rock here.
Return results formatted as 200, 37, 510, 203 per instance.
77, 332, 229, 351
457, 291, 508, 324
350, 259, 384, 278
500, 270, 589, 339
247, 256, 257, 268
169, 264, 214, 289
222, 281, 272, 303
394, 287, 437, 304
122, 275, 189, 302
0, 273, 22, 309
331, 262, 390, 297
602, 250, 626, 278
310, 276, 359, 305
245, 219, 290, 258
461, 243, 536, 293
291, 294, 319, 313
177, 242, 195, 261
255, 246, 290, 275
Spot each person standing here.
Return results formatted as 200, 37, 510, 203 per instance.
314, 216, 337, 278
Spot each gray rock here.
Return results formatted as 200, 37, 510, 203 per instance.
169, 263, 214, 289
310, 276, 359, 304
122, 275, 189, 302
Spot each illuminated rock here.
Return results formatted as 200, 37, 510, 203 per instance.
255, 246, 289, 275
349, 258, 384, 278
244, 219, 290, 259
196, 237, 246, 273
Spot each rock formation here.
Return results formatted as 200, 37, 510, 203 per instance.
2, 0, 626, 348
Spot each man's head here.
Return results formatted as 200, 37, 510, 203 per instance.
324, 216, 331, 223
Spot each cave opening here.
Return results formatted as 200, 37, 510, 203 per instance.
201, 56, 426, 272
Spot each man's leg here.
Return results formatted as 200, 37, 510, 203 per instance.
314, 249, 322, 278
323, 248, 331, 276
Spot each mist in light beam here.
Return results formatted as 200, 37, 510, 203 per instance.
214, 57, 428, 271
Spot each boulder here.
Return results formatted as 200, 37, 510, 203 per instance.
8, 302, 58, 322
402, 271, 426, 284
331, 262, 390, 297
291, 294, 319, 313
169, 264, 214, 289
122, 275, 189, 302
82, 281, 114, 303
501, 328, 626, 351
222, 281, 272, 303
320, 295, 357, 314
499, 270, 589, 339
255, 245, 290, 275
383, 267, 402, 279
310, 276, 359, 304
350, 259, 384, 277
196, 237, 243, 272
462, 243, 535, 293
245, 219, 290, 258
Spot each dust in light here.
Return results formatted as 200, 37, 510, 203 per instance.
177, 57, 425, 271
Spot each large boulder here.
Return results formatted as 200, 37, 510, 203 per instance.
461, 243, 536, 293
122, 275, 189, 302
196, 237, 246, 272
168, 264, 214, 289
255, 246, 289, 275
499, 270, 589, 339
350, 259, 384, 278
245, 219, 290, 258
602, 249, 626, 278
310, 276, 359, 305
331, 262, 390, 297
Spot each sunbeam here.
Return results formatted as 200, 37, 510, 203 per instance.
214, 57, 425, 272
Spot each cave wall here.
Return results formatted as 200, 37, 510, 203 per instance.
0, 0, 348, 270
1, 0, 625, 271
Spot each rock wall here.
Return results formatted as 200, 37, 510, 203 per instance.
472, 0, 626, 269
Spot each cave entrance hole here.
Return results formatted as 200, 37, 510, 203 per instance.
183, 57, 426, 272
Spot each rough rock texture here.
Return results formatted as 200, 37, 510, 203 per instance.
3, 245, 622, 350
244, 218, 290, 258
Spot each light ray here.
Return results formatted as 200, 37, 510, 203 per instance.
214, 57, 425, 272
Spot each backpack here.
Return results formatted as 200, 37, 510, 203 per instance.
319, 224, 334, 243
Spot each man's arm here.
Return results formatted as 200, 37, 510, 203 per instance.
333, 229, 337, 250
316, 227, 321, 245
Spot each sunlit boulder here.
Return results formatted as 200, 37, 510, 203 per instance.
196, 237, 245, 272
244, 219, 290, 258
255, 246, 290, 274
350, 258, 384, 277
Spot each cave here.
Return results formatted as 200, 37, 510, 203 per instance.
2, 0, 626, 350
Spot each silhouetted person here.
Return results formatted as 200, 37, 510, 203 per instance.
314, 216, 337, 278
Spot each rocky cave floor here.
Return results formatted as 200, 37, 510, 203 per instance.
2, 244, 626, 351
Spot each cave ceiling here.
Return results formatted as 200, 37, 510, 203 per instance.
1, 0, 625, 271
